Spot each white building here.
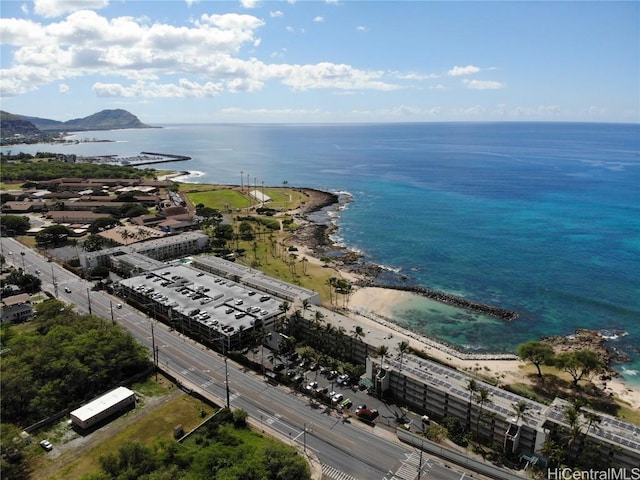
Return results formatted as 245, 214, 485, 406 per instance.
70, 386, 136, 430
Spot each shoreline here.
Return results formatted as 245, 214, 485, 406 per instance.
288, 187, 640, 410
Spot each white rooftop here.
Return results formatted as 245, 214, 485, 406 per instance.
70, 386, 135, 422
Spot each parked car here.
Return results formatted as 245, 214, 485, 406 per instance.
40, 440, 53, 451
331, 392, 344, 403
315, 386, 329, 396
306, 381, 318, 392
116, 303, 122, 309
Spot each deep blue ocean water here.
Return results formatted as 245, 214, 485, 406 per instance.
4, 122, 639, 383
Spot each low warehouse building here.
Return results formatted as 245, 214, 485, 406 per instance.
70, 386, 136, 430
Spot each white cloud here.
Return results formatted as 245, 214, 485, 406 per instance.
185, 0, 199, 7
392, 71, 439, 80
93, 78, 224, 98
0, 10, 401, 99
314, 16, 324, 23
33, 0, 109, 18
447, 65, 480, 76
356, 25, 368, 32
273, 62, 399, 91
270, 10, 283, 18
240, 0, 260, 9
462, 79, 505, 90
58, 83, 70, 93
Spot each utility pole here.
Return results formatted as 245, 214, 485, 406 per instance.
240, 171, 243, 193
86, 287, 92, 315
51, 264, 58, 298
110, 301, 115, 323
224, 357, 230, 409
151, 322, 157, 381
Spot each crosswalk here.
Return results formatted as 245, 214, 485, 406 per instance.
322, 463, 359, 480
386, 452, 432, 480
322, 452, 432, 480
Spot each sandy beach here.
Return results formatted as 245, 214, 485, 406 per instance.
289, 188, 640, 412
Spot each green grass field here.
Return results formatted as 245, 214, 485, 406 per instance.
34, 377, 215, 480
185, 187, 252, 210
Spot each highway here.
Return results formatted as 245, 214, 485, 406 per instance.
1, 237, 484, 480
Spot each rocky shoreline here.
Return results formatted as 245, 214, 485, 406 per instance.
542, 328, 631, 370
293, 188, 519, 321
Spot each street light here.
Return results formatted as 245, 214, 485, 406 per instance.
20, 251, 25, 269
224, 357, 230, 409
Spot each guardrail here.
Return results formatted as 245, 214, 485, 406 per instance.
396, 428, 528, 480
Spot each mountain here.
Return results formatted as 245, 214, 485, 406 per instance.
0, 111, 41, 138
1, 109, 155, 145
23, 109, 153, 131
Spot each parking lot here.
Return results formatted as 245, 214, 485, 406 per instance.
246, 347, 409, 428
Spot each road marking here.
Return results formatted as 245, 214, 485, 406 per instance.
388, 451, 432, 480
321, 463, 358, 480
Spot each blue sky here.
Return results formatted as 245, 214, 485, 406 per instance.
1, 0, 638, 123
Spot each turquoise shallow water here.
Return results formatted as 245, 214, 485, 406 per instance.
4, 122, 639, 383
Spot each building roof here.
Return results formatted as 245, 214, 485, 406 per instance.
1, 293, 31, 306
249, 190, 271, 202
70, 386, 135, 422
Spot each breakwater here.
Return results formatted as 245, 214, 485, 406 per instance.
116, 152, 191, 166
373, 283, 519, 321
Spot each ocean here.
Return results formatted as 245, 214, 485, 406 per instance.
3, 122, 639, 383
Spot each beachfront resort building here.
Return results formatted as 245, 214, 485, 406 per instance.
365, 353, 640, 469
79, 231, 209, 272
117, 258, 318, 352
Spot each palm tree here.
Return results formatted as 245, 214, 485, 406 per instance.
466, 379, 478, 430
322, 323, 336, 355
512, 400, 529, 424
475, 388, 491, 439
302, 299, 310, 319
563, 404, 583, 464
397, 340, 410, 372
350, 325, 365, 361
375, 344, 390, 367
301, 256, 308, 275
237, 324, 246, 346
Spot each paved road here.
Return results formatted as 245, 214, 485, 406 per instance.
1, 238, 486, 480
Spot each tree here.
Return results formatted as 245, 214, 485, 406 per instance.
512, 400, 529, 424
0, 215, 30, 236
555, 350, 604, 386
466, 379, 478, 430
82, 234, 106, 252
397, 340, 410, 372
516, 341, 554, 378
475, 388, 491, 438
238, 221, 254, 240
375, 344, 389, 367
89, 265, 110, 279
88, 217, 121, 234
35, 225, 71, 246
425, 423, 448, 443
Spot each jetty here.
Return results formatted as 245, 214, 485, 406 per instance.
374, 283, 519, 321
118, 152, 191, 166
